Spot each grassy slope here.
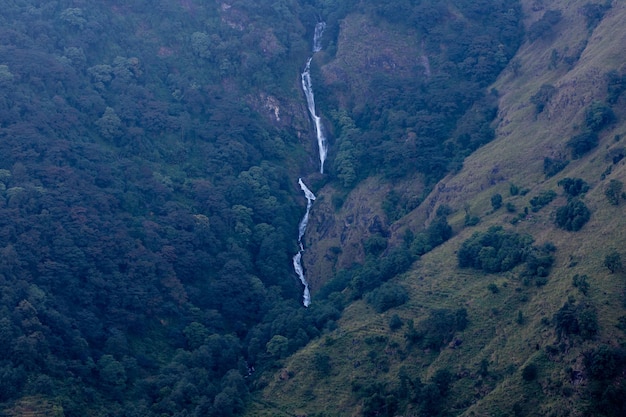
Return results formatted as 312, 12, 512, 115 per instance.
249, 1, 626, 416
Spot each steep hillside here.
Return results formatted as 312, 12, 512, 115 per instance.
252, 1, 626, 416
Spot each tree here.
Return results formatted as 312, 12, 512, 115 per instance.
191, 32, 212, 59
555, 199, 591, 231
98, 354, 127, 393
266, 335, 289, 358
96, 107, 123, 141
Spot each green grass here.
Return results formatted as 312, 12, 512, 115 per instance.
247, 2, 626, 416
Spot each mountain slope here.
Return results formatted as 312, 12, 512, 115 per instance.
251, 1, 626, 416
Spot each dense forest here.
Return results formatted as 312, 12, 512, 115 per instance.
5, 1, 622, 416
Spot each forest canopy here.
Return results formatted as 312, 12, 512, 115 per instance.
0, 1, 523, 416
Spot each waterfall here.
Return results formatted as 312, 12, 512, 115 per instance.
313, 21, 326, 53
301, 22, 327, 174
293, 178, 315, 307
292, 23, 326, 307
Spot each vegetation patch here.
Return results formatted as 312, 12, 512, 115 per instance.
555, 199, 591, 231
457, 226, 553, 276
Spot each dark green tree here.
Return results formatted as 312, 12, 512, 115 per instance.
555, 199, 591, 231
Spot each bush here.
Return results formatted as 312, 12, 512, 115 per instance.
568, 130, 599, 158
522, 363, 538, 381
544, 157, 569, 177
607, 70, 626, 104
554, 299, 598, 340
491, 193, 503, 211
389, 314, 403, 331
572, 274, 590, 295
558, 177, 589, 198
581, 2, 612, 29
364, 234, 388, 257
555, 199, 591, 231
530, 190, 557, 212
530, 84, 557, 113
458, 226, 533, 273
528, 10, 562, 41
418, 308, 468, 350
366, 282, 409, 313
506, 202, 516, 212
487, 283, 499, 294
584, 346, 626, 381
604, 179, 623, 205
585, 101, 615, 132
604, 251, 622, 273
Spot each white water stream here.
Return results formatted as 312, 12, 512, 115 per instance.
293, 22, 326, 307
301, 22, 327, 174
293, 178, 315, 307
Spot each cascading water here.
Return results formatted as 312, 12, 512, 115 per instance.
301, 22, 327, 174
293, 22, 326, 307
293, 178, 315, 307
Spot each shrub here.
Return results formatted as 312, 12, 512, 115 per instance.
558, 177, 589, 198
458, 226, 533, 273
568, 130, 598, 158
421, 308, 468, 350
366, 282, 409, 313
604, 251, 622, 273
525, 246, 555, 278
581, 2, 612, 29
528, 10, 562, 41
530, 84, 557, 113
464, 214, 480, 226
522, 363, 538, 381
585, 101, 615, 132
572, 274, 590, 295
554, 299, 598, 340
607, 70, 626, 104
530, 190, 557, 212
389, 314, 403, 331
555, 199, 591, 231
544, 157, 569, 177
604, 179, 623, 205
364, 234, 388, 257
583, 346, 626, 381
506, 202, 516, 212
491, 193, 503, 211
